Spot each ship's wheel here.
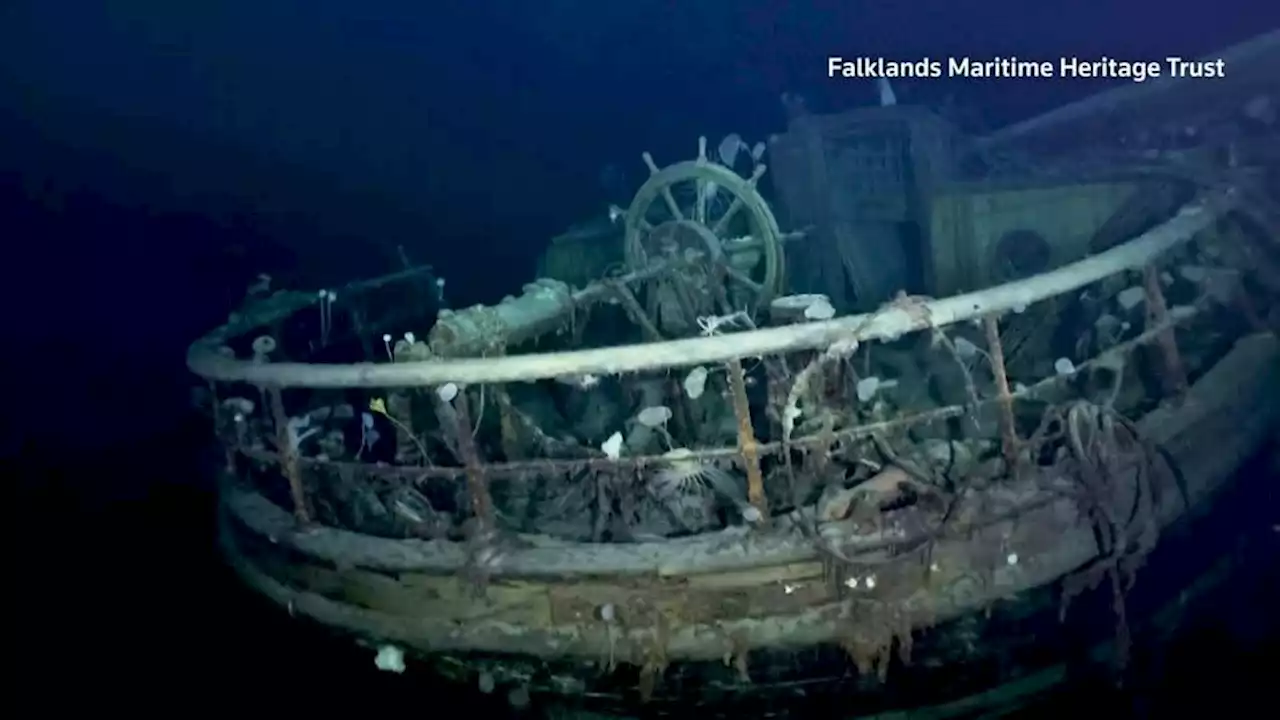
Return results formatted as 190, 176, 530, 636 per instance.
622, 137, 785, 335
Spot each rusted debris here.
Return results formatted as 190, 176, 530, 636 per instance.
1055, 400, 1167, 672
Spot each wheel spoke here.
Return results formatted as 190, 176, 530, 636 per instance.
660, 187, 684, 221
694, 178, 709, 224
711, 196, 744, 236
726, 266, 763, 293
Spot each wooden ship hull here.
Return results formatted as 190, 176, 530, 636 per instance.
219, 335, 1276, 715
191, 31, 1280, 718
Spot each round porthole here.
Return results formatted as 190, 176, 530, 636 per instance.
993, 228, 1051, 281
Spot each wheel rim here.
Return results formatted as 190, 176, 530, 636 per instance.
622, 140, 786, 319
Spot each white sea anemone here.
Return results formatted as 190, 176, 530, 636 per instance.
221, 397, 256, 416
803, 298, 836, 320
683, 367, 709, 399
651, 448, 728, 495
856, 376, 881, 402
953, 337, 979, 360
251, 335, 277, 360
374, 644, 405, 674
1116, 286, 1146, 311
436, 382, 459, 402
636, 405, 672, 427
717, 133, 747, 167
600, 431, 624, 460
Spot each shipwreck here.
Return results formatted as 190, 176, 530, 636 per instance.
188, 31, 1280, 718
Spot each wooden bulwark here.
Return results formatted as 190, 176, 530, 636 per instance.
221, 332, 1279, 661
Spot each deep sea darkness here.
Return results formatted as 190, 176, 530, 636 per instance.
3, 186, 518, 712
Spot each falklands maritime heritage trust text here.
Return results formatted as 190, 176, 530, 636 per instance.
827, 56, 1225, 83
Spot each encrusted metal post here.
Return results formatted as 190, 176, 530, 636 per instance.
494, 387, 525, 461
207, 381, 236, 476
386, 391, 422, 464
449, 387, 496, 530
726, 358, 769, 523
267, 386, 311, 524
1141, 265, 1188, 398
982, 315, 1020, 474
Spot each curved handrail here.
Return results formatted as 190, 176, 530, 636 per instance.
187, 195, 1227, 388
